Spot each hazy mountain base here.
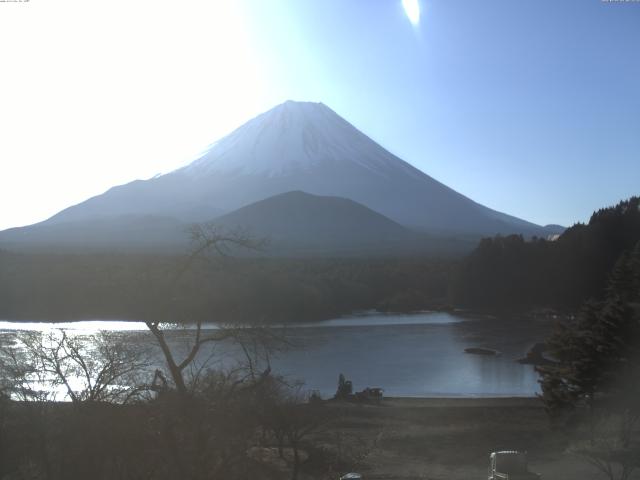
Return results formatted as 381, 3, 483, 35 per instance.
0, 192, 479, 258
0, 253, 456, 323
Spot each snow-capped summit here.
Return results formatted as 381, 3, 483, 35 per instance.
183, 100, 417, 179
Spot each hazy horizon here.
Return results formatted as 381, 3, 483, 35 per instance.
1, 0, 638, 231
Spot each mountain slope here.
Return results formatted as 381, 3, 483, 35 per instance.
0, 215, 189, 253
39, 101, 556, 237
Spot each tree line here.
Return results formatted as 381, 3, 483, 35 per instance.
451, 197, 640, 312
0, 249, 455, 324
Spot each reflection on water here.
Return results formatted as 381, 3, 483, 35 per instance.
0, 320, 148, 332
295, 311, 465, 328
0, 311, 462, 333
0, 312, 547, 397
271, 318, 543, 397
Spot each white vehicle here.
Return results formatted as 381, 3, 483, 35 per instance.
339, 473, 362, 480
488, 451, 541, 480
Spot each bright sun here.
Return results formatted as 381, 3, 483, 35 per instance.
402, 0, 420, 25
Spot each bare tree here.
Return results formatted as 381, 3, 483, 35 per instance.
0, 329, 151, 479
260, 383, 332, 480
568, 410, 640, 480
0, 333, 49, 403
3, 329, 149, 404
145, 223, 270, 396
139, 224, 297, 479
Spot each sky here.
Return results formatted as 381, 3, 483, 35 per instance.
0, 0, 638, 231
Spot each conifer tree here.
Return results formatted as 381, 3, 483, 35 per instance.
537, 242, 640, 480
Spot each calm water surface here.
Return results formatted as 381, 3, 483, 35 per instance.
0, 312, 548, 397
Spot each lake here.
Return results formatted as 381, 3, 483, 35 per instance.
0, 312, 548, 398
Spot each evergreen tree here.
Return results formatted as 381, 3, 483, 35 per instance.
537, 242, 640, 480
538, 242, 640, 415
452, 197, 640, 311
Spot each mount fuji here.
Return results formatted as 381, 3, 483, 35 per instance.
0, 101, 561, 253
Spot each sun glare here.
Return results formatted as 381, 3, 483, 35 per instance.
0, 0, 266, 230
402, 0, 420, 25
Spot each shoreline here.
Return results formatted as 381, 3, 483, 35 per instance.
383, 396, 541, 407
0, 306, 557, 325
333, 396, 542, 408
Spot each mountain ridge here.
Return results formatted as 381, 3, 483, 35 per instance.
1, 100, 563, 253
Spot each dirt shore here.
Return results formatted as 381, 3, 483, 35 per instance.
310, 396, 634, 480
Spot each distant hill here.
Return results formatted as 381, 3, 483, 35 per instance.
213, 191, 472, 256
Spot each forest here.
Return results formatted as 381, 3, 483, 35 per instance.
451, 197, 640, 313
0, 250, 455, 324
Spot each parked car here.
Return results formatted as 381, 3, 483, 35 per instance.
488, 451, 541, 480
339, 473, 362, 480
355, 387, 384, 403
